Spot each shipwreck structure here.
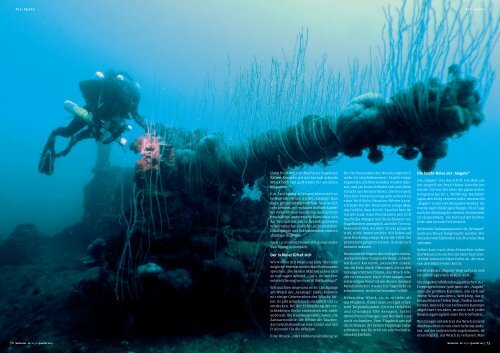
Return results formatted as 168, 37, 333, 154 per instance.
75, 68, 487, 334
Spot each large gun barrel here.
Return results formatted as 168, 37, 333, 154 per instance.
136, 67, 483, 193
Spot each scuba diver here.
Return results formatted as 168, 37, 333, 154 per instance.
39, 70, 147, 175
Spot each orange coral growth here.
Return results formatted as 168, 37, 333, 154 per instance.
133, 133, 175, 173
135, 134, 160, 173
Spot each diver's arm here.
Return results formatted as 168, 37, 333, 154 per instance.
131, 110, 147, 131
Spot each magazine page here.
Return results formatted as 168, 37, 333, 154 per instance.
0, 0, 498, 352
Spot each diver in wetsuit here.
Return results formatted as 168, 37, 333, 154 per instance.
39, 70, 147, 175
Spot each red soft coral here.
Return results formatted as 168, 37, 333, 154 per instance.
134, 133, 175, 173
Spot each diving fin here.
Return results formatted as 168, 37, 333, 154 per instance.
38, 141, 55, 175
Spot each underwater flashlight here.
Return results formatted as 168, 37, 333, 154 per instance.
64, 100, 94, 126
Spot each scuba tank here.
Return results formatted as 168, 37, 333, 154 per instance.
63, 100, 129, 146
